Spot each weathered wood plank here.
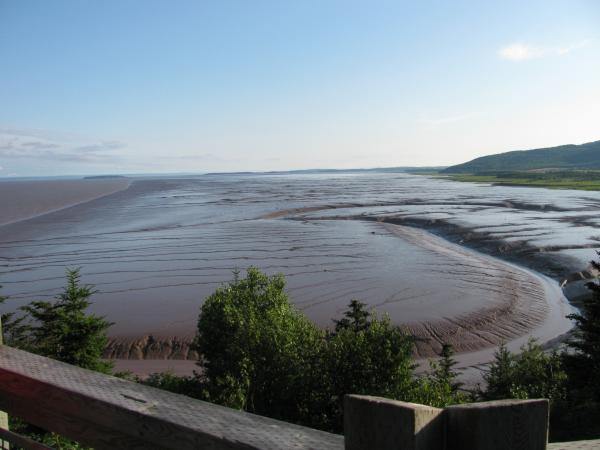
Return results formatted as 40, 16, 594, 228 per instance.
445, 399, 549, 450
0, 345, 343, 450
0, 427, 52, 450
548, 440, 600, 449
344, 395, 444, 450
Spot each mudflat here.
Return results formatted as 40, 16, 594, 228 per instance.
0, 178, 130, 226
2, 172, 592, 376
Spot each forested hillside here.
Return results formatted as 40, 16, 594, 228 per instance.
443, 140, 600, 173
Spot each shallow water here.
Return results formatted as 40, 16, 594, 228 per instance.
0, 173, 593, 349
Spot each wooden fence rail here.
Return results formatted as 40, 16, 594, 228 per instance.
0, 345, 343, 450
0, 342, 598, 449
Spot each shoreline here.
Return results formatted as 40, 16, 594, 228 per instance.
370, 215, 593, 289
437, 173, 600, 192
382, 223, 574, 356
0, 178, 132, 227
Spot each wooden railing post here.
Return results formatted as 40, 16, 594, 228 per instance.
0, 316, 9, 450
344, 395, 444, 450
344, 396, 549, 450
445, 399, 549, 450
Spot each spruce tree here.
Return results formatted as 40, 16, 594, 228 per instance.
20, 268, 113, 373
566, 253, 600, 386
482, 343, 515, 399
0, 287, 29, 348
333, 299, 371, 332
436, 343, 463, 393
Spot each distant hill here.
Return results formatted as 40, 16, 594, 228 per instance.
442, 140, 600, 173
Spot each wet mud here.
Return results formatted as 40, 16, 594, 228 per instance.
1, 173, 595, 362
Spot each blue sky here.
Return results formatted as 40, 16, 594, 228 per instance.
1, 0, 599, 176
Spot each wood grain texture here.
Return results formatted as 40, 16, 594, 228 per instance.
344, 395, 444, 450
0, 345, 343, 450
445, 399, 549, 450
548, 440, 600, 449
0, 427, 53, 450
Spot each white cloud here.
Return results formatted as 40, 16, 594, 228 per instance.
556, 39, 591, 55
0, 128, 126, 163
0, 165, 3, 170
418, 112, 481, 128
498, 40, 590, 62
498, 43, 545, 61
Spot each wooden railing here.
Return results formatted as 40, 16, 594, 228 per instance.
0, 345, 343, 450
0, 342, 598, 449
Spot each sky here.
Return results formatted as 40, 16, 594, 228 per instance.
1, 0, 599, 176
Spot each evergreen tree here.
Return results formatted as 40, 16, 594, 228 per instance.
0, 287, 28, 347
556, 252, 600, 440
324, 308, 416, 431
565, 253, 600, 393
2, 270, 111, 450
482, 339, 566, 402
435, 343, 463, 393
20, 269, 113, 373
482, 343, 515, 399
414, 343, 467, 408
333, 299, 371, 332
